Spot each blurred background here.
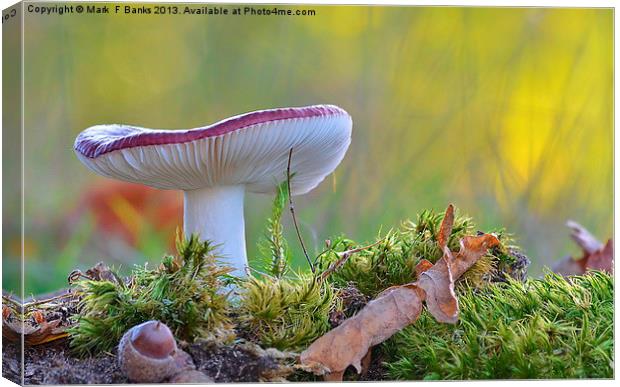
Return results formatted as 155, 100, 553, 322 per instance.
2, 5, 613, 296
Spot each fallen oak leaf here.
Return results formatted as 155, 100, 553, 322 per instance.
586, 239, 613, 273
85, 262, 122, 283
553, 221, 613, 276
2, 290, 78, 346
552, 256, 584, 277
2, 305, 12, 320
417, 257, 458, 323
413, 204, 462, 283
437, 203, 454, 250
23, 319, 67, 345
300, 204, 500, 381
417, 204, 460, 324
68, 262, 123, 285
32, 310, 46, 324
415, 259, 433, 278
419, 204, 500, 323
567, 220, 603, 255
417, 233, 500, 324
450, 234, 501, 279
299, 283, 424, 378
2, 314, 67, 345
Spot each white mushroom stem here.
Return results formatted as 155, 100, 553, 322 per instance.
183, 185, 247, 277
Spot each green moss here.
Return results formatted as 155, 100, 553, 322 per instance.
236, 274, 338, 351
316, 207, 524, 297
256, 180, 291, 278
69, 197, 601, 382
234, 177, 340, 351
383, 271, 613, 379
68, 233, 233, 356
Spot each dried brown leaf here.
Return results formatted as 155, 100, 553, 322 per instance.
86, 262, 121, 283
437, 204, 454, 250
300, 284, 424, 378
418, 233, 499, 323
552, 255, 586, 277
2, 291, 77, 346
33, 311, 46, 324
553, 221, 613, 276
415, 259, 433, 278
450, 234, 501, 279
417, 257, 458, 323
2, 316, 68, 345
300, 205, 500, 380
24, 319, 68, 345
2, 305, 12, 320
585, 239, 613, 273
567, 220, 603, 255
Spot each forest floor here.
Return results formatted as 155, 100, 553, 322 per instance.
2, 336, 339, 384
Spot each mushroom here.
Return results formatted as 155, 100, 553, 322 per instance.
74, 105, 352, 277
118, 320, 193, 382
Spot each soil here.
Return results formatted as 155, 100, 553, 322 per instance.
186, 341, 291, 383
1, 275, 388, 385
2, 339, 125, 385
0, 275, 421, 384
2, 329, 390, 385
2, 337, 299, 385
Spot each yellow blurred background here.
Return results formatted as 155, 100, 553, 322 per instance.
3, 5, 613, 295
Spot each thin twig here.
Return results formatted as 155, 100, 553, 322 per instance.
319, 239, 384, 281
2, 295, 22, 309
287, 148, 314, 273
23, 294, 75, 309
3, 292, 76, 310
67, 269, 91, 284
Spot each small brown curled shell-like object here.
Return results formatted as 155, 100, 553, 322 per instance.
118, 320, 192, 382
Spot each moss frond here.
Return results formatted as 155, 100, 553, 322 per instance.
256, 181, 291, 278
69, 233, 233, 356
317, 207, 522, 297
383, 271, 613, 379
237, 273, 338, 351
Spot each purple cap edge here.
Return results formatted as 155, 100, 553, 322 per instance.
75, 104, 349, 159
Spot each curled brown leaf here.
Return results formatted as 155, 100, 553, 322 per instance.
300, 284, 424, 377
300, 204, 500, 381
567, 220, 603, 255
417, 257, 458, 323
2, 315, 67, 346
2, 290, 77, 346
553, 221, 613, 276
437, 204, 454, 250
414, 259, 433, 278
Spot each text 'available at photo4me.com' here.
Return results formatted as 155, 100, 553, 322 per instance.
17, 3, 318, 18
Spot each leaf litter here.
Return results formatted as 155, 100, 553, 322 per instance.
299, 204, 500, 381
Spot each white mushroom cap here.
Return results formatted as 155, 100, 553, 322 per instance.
74, 105, 352, 279
74, 105, 352, 195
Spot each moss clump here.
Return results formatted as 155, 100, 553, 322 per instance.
69, 234, 233, 356
236, 274, 338, 351
256, 181, 291, 278
235, 178, 338, 351
383, 271, 613, 379
316, 208, 526, 297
